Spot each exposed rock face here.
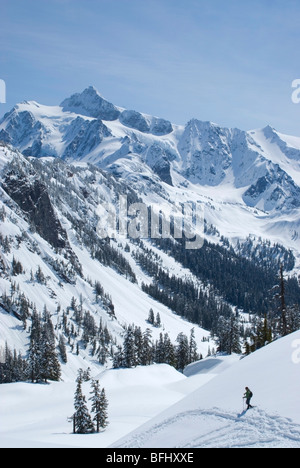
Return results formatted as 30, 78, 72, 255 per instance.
145, 144, 173, 186
3, 171, 68, 250
62, 117, 111, 160
1, 88, 300, 213
119, 110, 173, 136
120, 110, 151, 133
60, 86, 121, 121
150, 117, 173, 136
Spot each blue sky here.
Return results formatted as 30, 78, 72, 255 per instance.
1, 0, 300, 135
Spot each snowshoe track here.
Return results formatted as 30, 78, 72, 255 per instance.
119, 408, 300, 448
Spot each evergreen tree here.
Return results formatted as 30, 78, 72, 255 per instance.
113, 345, 124, 369
141, 329, 153, 366
89, 380, 103, 433
287, 304, 300, 334
247, 315, 273, 354
163, 333, 176, 368
147, 308, 155, 325
58, 334, 68, 364
41, 316, 61, 382
228, 314, 242, 355
155, 333, 166, 364
216, 314, 241, 355
12, 257, 23, 276
176, 332, 189, 372
28, 311, 43, 383
279, 264, 288, 337
133, 326, 143, 366
98, 388, 109, 430
155, 312, 161, 328
0, 344, 28, 384
189, 328, 199, 363
73, 379, 94, 434
123, 325, 137, 368
89, 382, 109, 432
35, 265, 46, 285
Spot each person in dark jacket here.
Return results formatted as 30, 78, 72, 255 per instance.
244, 387, 253, 410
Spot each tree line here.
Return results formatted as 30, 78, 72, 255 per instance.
0, 309, 62, 384
113, 323, 202, 373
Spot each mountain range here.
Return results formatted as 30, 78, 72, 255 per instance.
0, 87, 300, 447
1, 86, 300, 212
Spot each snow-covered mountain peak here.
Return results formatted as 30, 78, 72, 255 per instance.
261, 125, 300, 157
262, 124, 278, 138
1, 87, 300, 217
1, 87, 300, 449
60, 86, 121, 121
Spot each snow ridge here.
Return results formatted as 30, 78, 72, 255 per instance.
115, 407, 300, 449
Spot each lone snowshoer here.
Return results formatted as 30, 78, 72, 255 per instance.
243, 387, 253, 410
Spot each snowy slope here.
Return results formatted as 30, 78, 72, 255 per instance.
0, 143, 212, 372
1, 89, 300, 449
113, 331, 300, 448
1, 87, 300, 260
0, 364, 198, 448
1, 332, 298, 448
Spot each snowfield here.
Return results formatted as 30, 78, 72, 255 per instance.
1, 332, 300, 448
0, 364, 200, 448
1, 88, 300, 449
113, 331, 300, 449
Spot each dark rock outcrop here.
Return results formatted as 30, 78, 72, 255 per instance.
3, 171, 68, 249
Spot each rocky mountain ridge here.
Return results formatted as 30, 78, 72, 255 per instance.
1, 87, 300, 214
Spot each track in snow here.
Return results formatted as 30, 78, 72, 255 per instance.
118, 408, 300, 449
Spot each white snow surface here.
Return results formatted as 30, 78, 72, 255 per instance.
0, 364, 197, 448
1, 332, 300, 448
113, 331, 300, 449
1, 91, 300, 449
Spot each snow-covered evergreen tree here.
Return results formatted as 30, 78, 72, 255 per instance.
41, 314, 61, 382
89, 380, 109, 432
98, 388, 109, 430
147, 308, 155, 325
74, 379, 94, 434
141, 328, 153, 366
155, 333, 165, 364
176, 332, 189, 372
123, 325, 137, 368
189, 328, 199, 363
216, 314, 241, 355
58, 334, 68, 364
155, 312, 161, 328
28, 311, 43, 383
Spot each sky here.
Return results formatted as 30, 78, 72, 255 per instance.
0, 0, 300, 135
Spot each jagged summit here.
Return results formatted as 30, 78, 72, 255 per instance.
0, 87, 300, 213
60, 86, 121, 121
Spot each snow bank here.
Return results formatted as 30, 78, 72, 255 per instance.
0, 364, 187, 448
113, 332, 300, 448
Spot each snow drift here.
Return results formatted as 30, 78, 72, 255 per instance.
113, 331, 300, 448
